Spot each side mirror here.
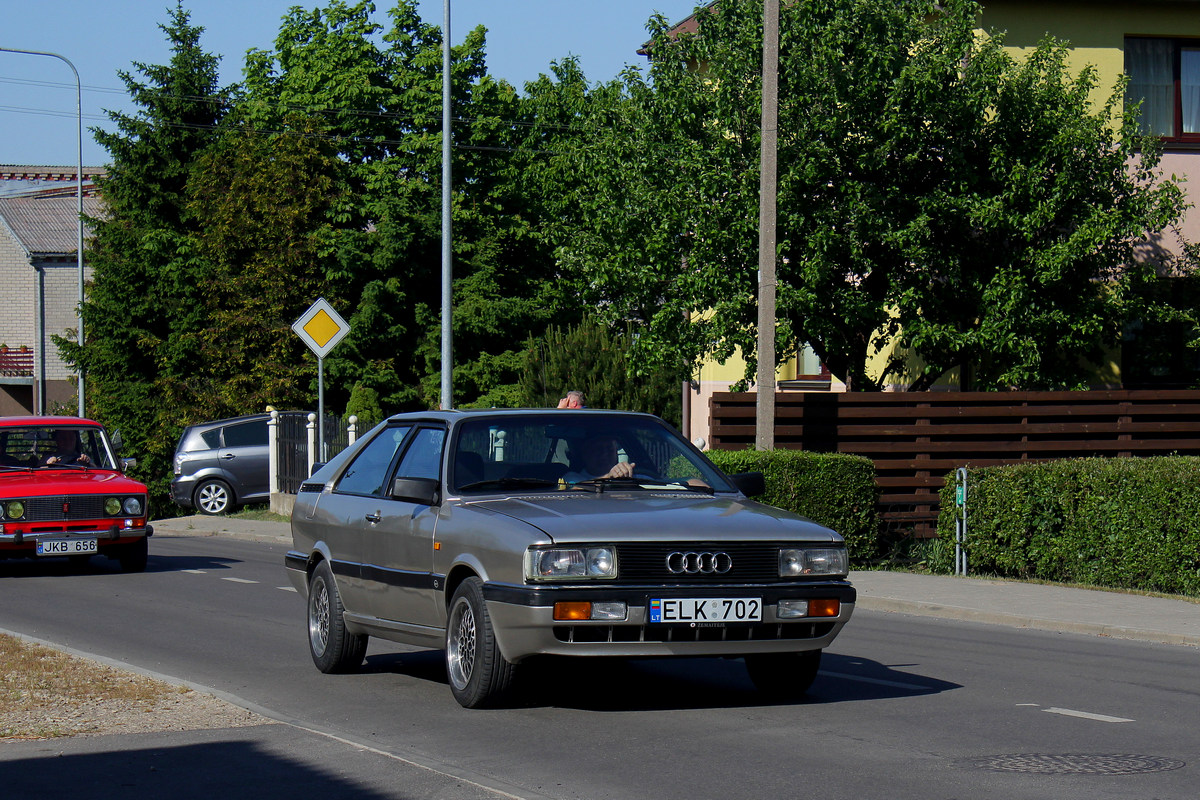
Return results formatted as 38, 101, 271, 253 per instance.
120, 457, 138, 472
310, 462, 326, 476
391, 477, 440, 506
728, 471, 766, 498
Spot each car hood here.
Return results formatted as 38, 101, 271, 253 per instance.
465, 492, 840, 544
0, 469, 148, 497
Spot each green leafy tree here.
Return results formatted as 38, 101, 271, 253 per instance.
179, 117, 345, 419
241, 0, 569, 412
551, 0, 1187, 391
519, 320, 683, 427
60, 4, 228, 506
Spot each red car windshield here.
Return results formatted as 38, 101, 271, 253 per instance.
0, 426, 116, 470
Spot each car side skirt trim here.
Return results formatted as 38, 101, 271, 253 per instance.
342, 612, 443, 646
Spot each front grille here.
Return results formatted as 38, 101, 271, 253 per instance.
617, 542, 781, 583
554, 621, 836, 644
20, 496, 110, 522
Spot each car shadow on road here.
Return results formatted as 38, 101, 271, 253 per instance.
359, 649, 959, 712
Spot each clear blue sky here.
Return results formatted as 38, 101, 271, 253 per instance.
0, 1, 701, 167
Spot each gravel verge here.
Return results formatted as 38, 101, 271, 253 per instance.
1, 634, 271, 740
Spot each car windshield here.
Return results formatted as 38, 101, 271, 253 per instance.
0, 425, 116, 470
451, 413, 732, 494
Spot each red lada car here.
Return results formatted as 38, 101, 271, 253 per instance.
1, 417, 151, 572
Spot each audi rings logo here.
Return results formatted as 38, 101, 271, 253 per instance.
666, 551, 733, 574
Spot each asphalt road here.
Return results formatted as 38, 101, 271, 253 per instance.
2, 534, 1198, 800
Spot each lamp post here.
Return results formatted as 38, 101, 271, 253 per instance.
440, 0, 453, 410
0, 46, 85, 418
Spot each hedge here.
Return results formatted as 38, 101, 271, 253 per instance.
706, 449, 879, 561
932, 457, 1200, 596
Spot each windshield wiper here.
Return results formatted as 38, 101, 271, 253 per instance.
457, 477, 560, 492
0, 464, 34, 473
572, 477, 715, 495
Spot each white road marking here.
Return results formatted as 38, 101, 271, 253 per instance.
1042, 707, 1134, 723
181, 569, 206, 574
221, 577, 258, 584
278, 586, 298, 592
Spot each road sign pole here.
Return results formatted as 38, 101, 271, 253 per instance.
318, 355, 325, 462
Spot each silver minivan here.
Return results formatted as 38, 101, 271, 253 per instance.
170, 413, 296, 514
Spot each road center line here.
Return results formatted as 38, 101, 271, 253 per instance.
220, 577, 258, 584
1042, 707, 1134, 723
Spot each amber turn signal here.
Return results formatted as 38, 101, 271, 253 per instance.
808, 598, 840, 617
553, 601, 592, 621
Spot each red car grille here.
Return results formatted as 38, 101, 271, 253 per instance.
20, 496, 109, 521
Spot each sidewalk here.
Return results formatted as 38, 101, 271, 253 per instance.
155, 515, 1200, 648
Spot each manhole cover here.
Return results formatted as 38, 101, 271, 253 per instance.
972, 753, 1185, 775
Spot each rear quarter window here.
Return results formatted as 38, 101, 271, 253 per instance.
221, 420, 268, 448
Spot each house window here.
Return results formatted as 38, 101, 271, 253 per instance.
1125, 37, 1200, 140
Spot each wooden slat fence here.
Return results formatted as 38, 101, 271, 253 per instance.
709, 390, 1200, 537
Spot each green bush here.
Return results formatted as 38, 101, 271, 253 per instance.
707, 449, 879, 562
933, 457, 1200, 596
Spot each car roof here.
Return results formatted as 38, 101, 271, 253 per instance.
379, 408, 661, 425
183, 411, 310, 431
0, 416, 102, 428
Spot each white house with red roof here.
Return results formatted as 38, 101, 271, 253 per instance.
0, 165, 104, 415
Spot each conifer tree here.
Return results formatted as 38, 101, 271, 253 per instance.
59, 4, 228, 503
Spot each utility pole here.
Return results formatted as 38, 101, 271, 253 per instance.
755, 0, 779, 450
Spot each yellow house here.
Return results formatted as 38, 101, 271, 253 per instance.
681, 1, 1200, 443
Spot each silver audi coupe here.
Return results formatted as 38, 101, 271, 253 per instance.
285, 409, 856, 708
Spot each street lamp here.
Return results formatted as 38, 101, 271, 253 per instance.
0, 46, 86, 419
440, 0, 453, 410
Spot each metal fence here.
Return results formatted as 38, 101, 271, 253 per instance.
277, 413, 314, 495
275, 412, 381, 494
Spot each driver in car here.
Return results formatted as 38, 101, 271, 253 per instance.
43, 429, 91, 466
563, 434, 635, 483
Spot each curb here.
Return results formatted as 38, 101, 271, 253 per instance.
855, 596, 1200, 648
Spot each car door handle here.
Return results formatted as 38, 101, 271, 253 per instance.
221, 453, 236, 460
365, 512, 381, 524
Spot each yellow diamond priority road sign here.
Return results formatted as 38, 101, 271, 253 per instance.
292, 298, 350, 359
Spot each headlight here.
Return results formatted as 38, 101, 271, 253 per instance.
526, 546, 618, 581
4, 500, 24, 520
123, 497, 144, 516
105, 497, 122, 515
779, 547, 848, 577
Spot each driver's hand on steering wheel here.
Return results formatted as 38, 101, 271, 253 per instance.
600, 461, 636, 479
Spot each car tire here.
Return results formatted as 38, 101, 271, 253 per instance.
445, 576, 517, 708
744, 649, 821, 700
308, 560, 367, 673
194, 479, 234, 515
116, 538, 149, 573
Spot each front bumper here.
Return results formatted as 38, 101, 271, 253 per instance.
482, 581, 856, 662
0, 523, 153, 555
